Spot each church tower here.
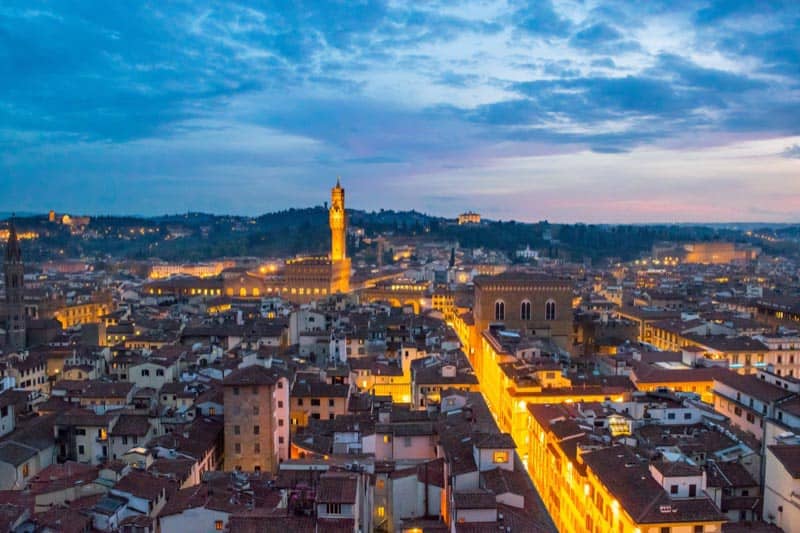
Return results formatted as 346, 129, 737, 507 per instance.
329, 178, 346, 262
4, 219, 26, 350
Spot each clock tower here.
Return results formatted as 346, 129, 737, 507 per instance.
329, 178, 346, 262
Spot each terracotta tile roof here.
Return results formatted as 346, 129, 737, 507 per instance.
480, 467, 528, 497
453, 489, 497, 510
706, 461, 757, 489
113, 470, 177, 501
768, 444, 800, 478
582, 446, 725, 524
28, 462, 99, 495
316, 472, 358, 504
223, 365, 285, 386
111, 414, 152, 437
31, 506, 92, 533
0, 503, 28, 533
714, 372, 795, 403
291, 380, 349, 398
316, 518, 356, 532
631, 361, 728, 384
227, 514, 316, 533
651, 460, 702, 478
473, 432, 515, 449
0, 441, 38, 466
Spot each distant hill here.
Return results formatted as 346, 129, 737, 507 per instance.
1, 208, 796, 264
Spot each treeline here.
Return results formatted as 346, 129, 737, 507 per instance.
5, 210, 793, 263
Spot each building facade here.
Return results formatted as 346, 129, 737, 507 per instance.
223, 365, 289, 473
4, 221, 26, 350
282, 179, 351, 303
473, 273, 573, 352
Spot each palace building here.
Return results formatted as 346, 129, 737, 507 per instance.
283, 178, 351, 303
473, 272, 573, 352
143, 179, 352, 304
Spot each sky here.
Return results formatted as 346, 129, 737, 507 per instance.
0, 0, 799, 223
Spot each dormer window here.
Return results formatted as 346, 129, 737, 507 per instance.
492, 451, 509, 463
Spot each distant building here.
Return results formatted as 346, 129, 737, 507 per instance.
458, 211, 481, 225
148, 260, 236, 279
515, 245, 539, 260
683, 242, 759, 264
3, 220, 26, 350
283, 179, 351, 302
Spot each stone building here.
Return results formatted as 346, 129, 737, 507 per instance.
222, 365, 290, 473
3, 220, 26, 350
283, 179, 351, 303
473, 272, 573, 352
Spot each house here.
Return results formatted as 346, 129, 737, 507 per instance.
156, 471, 282, 533
0, 414, 57, 489
315, 471, 364, 532
764, 444, 800, 530
290, 378, 350, 428
109, 414, 155, 460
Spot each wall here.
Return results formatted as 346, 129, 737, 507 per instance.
763, 446, 800, 530
159, 507, 230, 533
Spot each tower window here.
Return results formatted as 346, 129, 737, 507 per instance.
545, 299, 556, 321
521, 300, 531, 321
494, 300, 505, 321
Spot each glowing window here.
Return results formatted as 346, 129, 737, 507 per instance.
493, 451, 509, 463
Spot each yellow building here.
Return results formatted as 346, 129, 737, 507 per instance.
479, 329, 629, 452
349, 359, 410, 403
683, 242, 756, 264
53, 298, 113, 328
289, 380, 350, 428
148, 260, 236, 279
457, 211, 481, 225
628, 361, 725, 403
527, 404, 726, 533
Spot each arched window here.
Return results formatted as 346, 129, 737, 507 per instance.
520, 300, 531, 321
545, 299, 556, 321
494, 300, 505, 321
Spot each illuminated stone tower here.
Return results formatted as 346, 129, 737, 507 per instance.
330, 178, 346, 262
4, 219, 26, 350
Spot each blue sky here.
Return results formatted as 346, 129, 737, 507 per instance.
1, 0, 798, 222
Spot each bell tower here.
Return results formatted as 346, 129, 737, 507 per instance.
4, 218, 26, 350
329, 178, 346, 262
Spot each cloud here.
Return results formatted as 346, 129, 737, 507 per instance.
0, 0, 799, 221
782, 145, 800, 158
591, 58, 616, 69
569, 23, 641, 54
513, 0, 573, 38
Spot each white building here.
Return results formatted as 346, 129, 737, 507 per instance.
764, 444, 800, 530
